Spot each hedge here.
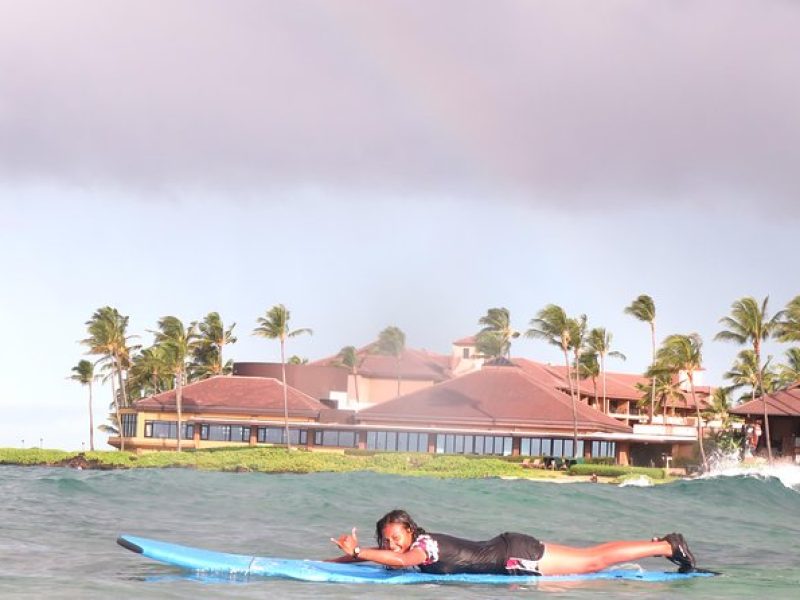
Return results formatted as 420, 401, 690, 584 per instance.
569, 463, 666, 479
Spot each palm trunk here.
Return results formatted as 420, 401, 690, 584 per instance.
115, 353, 128, 408
352, 367, 360, 409
110, 373, 124, 452
175, 371, 183, 452
649, 322, 656, 423
755, 345, 773, 463
601, 353, 607, 414
281, 337, 292, 449
759, 379, 773, 463
566, 350, 579, 455
689, 373, 708, 471
88, 382, 95, 452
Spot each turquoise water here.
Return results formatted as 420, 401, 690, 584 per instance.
1, 464, 799, 599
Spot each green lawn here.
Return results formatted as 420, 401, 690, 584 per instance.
0, 447, 670, 482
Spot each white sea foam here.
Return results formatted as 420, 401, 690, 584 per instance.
617, 475, 653, 487
700, 451, 800, 491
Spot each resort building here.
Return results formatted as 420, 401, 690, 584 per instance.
110, 336, 713, 466
730, 381, 800, 462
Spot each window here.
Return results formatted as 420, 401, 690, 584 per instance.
435, 434, 511, 456
200, 423, 250, 442
366, 431, 428, 452
591, 440, 616, 458
258, 427, 307, 445
314, 430, 358, 448
519, 437, 584, 458
121, 414, 137, 438
144, 420, 193, 440
462, 348, 470, 359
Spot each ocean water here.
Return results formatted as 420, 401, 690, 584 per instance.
1, 464, 799, 599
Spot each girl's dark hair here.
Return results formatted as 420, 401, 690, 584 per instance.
375, 509, 426, 547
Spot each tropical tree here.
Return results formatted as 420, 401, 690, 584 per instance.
288, 355, 308, 365
527, 305, 579, 452
636, 369, 686, 421
476, 307, 520, 360
704, 387, 739, 454
577, 351, 600, 409
152, 316, 199, 452
723, 349, 779, 404
70, 360, 96, 451
777, 347, 800, 387
128, 345, 172, 399
585, 327, 626, 414
568, 315, 588, 392
775, 295, 800, 342
703, 387, 732, 427
253, 304, 312, 448
82, 306, 135, 451
335, 346, 362, 407
656, 333, 707, 470
374, 326, 406, 397
527, 305, 574, 398
193, 312, 237, 378
715, 296, 780, 461
624, 295, 657, 422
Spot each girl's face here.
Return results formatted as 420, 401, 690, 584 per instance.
381, 522, 413, 553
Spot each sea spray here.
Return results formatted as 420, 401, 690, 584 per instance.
701, 449, 800, 492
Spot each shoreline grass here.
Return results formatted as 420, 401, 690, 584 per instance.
0, 447, 673, 483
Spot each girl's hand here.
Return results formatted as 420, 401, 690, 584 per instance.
331, 527, 359, 556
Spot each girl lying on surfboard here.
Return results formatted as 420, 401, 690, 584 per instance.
330, 509, 696, 576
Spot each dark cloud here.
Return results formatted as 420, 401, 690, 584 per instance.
1, 1, 798, 210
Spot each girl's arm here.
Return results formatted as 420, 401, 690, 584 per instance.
330, 528, 428, 568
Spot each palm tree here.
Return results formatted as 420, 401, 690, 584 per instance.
704, 387, 732, 427
624, 295, 657, 422
128, 345, 171, 399
578, 351, 600, 409
777, 347, 800, 387
715, 296, 780, 461
193, 312, 237, 378
374, 326, 406, 397
70, 360, 96, 451
776, 295, 800, 342
335, 346, 362, 408
585, 327, 626, 414
82, 306, 135, 451
704, 387, 739, 455
527, 304, 574, 398
527, 305, 580, 451
656, 333, 707, 470
637, 370, 686, 421
723, 349, 769, 404
253, 305, 312, 449
476, 307, 520, 360
152, 316, 199, 452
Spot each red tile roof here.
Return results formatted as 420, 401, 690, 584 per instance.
729, 381, 800, 417
313, 346, 451, 381
516, 359, 712, 407
233, 363, 347, 399
357, 365, 631, 433
134, 376, 326, 417
452, 336, 477, 346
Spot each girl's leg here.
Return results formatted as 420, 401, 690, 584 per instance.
536, 539, 672, 576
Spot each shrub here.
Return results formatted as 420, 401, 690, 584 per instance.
569, 463, 666, 479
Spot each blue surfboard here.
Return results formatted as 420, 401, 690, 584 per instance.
117, 535, 718, 584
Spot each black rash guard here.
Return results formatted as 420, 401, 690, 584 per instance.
412, 532, 545, 575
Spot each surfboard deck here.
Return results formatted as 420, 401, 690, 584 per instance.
117, 535, 719, 584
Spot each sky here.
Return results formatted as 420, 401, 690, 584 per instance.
1, 1, 798, 450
